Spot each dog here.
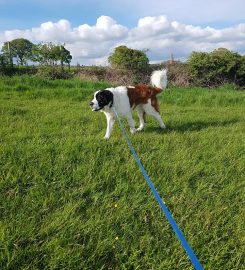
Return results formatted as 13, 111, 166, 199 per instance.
90, 69, 167, 139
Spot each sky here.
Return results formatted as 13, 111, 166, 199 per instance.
0, 0, 245, 65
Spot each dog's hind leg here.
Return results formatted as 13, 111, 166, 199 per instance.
143, 101, 166, 129
136, 105, 145, 131
125, 112, 137, 134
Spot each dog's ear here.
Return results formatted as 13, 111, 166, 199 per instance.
102, 90, 113, 107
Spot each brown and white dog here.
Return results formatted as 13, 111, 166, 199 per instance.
90, 69, 167, 139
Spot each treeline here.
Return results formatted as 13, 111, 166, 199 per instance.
1, 39, 245, 87
0, 38, 72, 78
79, 46, 245, 88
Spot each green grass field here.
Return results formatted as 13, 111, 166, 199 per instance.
0, 76, 244, 269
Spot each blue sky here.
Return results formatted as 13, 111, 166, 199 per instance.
1, 0, 244, 30
0, 0, 245, 64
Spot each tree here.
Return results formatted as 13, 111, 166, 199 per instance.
1, 42, 13, 66
31, 42, 72, 79
31, 42, 72, 67
1, 38, 33, 66
108, 45, 149, 72
60, 45, 72, 68
31, 42, 56, 65
0, 53, 8, 74
0, 53, 8, 67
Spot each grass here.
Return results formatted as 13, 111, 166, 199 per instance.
0, 76, 244, 269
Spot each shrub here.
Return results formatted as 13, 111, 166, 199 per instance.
188, 48, 243, 87
76, 66, 136, 85
36, 66, 72, 80
236, 55, 245, 87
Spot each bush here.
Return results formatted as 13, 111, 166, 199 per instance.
188, 48, 243, 87
76, 66, 136, 85
36, 66, 72, 80
236, 56, 245, 87
0, 66, 37, 76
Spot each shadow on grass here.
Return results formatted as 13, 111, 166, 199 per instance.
144, 119, 240, 134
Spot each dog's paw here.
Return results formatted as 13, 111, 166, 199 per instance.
103, 136, 110, 140
130, 127, 137, 134
160, 124, 166, 129
136, 126, 144, 132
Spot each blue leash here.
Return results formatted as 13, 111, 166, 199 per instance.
112, 108, 203, 270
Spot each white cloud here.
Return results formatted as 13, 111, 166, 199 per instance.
73, 16, 128, 42
0, 15, 245, 65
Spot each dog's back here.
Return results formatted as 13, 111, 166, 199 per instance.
126, 69, 167, 109
127, 84, 162, 109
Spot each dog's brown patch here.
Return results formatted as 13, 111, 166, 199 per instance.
127, 84, 162, 112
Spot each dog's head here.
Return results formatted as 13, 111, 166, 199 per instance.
90, 90, 113, 111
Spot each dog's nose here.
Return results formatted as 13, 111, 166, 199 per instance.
90, 102, 94, 107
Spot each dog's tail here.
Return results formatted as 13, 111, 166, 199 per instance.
150, 69, 167, 90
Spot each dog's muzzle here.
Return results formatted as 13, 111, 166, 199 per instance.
90, 102, 101, 111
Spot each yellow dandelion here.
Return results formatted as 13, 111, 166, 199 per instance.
114, 203, 118, 208
115, 236, 119, 241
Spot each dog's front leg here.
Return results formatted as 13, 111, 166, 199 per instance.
104, 112, 115, 139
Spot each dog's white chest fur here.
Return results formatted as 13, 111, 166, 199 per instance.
106, 86, 131, 115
